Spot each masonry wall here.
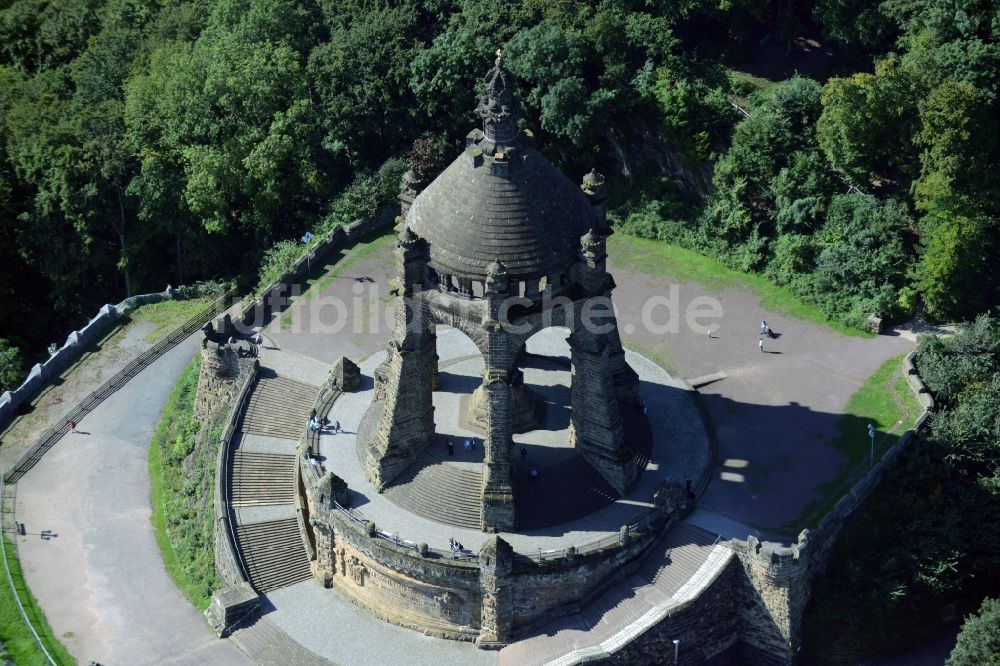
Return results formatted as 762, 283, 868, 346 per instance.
0, 286, 192, 430
509, 527, 663, 637
604, 559, 742, 665
300, 450, 671, 646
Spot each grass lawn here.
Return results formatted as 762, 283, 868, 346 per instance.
786, 353, 925, 532
131, 297, 212, 344
148, 354, 218, 610
609, 233, 871, 338
0, 535, 76, 665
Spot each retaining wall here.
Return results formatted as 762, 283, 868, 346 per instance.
298, 445, 672, 646
0, 286, 194, 431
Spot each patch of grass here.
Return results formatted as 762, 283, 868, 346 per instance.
131, 298, 212, 344
0, 535, 76, 665
609, 234, 871, 338
148, 354, 219, 610
728, 69, 778, 109
786, 354, 924, 532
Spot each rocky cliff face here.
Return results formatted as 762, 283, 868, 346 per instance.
604, 118, 715, 200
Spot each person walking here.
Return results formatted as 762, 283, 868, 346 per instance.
447, 440, 455, 456
333, 420, 341, 434
67, 420, 78, 433
758, 336, 764, 353
520, 446, 528, 461
760, 320, 768, 335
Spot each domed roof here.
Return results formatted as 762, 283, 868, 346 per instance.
406, 54, 595, 282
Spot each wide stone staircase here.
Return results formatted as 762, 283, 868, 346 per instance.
497, 521, 727, 666
239, 372, 317, 439
513, 456, 619, 530
231, 451, 297, 507
228, 367, 318, 594
383, 449, 483, 529
235, 518, 312, 593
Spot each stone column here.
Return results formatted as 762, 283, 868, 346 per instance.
577, 228, 640, 403
478, 259, 517, 531
361, 229, 436, 490
735, 533, 811, 664
396, 169, 423, 233
568, 323, 638, 495
477, 535, 513, 648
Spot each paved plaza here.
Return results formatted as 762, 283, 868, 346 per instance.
321, 326, 708, 553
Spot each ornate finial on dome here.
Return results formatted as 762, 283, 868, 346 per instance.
581, 169, 606, 197
485, 257, 509, 295
400, 226, 417, 244
581, 228, 601, 247
477, 50, 519, 146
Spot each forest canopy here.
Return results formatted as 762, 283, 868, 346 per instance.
1, 0, 998, 393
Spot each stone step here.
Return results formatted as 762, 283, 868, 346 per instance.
498, 523, 720, 666
238, 373, 318, 439
383, 451, 484, 529
235, 517, 312, 593
231, 451, 297, 507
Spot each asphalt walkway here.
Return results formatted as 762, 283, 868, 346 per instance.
13, 333, 252, 666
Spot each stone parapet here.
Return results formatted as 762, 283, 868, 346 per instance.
299, 444, 672, 648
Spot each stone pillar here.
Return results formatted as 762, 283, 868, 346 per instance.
361, 229, 436, 490
735, 533, 811, 664
479, 259, 517, 532
581, 168, 609, 233
568, 324, 638, 495
577, 229, 639, 403
477, 535, 513, 649
480, 366, 516, 532
194, 344, 241, 423
397, 169, 423, 228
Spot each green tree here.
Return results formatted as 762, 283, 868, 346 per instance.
817, 58, 921, 185
0, 0, 102, 74
125, 35, 323, 236
916, 211, 998, 321
947, 597, 1000, 666
811, 194, 912, 321
0, 338, 24, 393
813, 0, 896, 52
410, 28, 485, 132
505, 24, 601, 149
914, 80, 998, 215
307, 2, 421, 169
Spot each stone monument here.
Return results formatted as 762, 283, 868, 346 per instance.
358, 52, 643, 532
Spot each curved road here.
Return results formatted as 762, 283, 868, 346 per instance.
13, 333, 251, 665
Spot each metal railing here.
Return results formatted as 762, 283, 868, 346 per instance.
0, 472, 58, 664
0, 287, 236, 663
4, 288, 236, 484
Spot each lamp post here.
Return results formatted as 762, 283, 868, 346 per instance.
673, 638, 680, 664
867, 423, 876, 468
